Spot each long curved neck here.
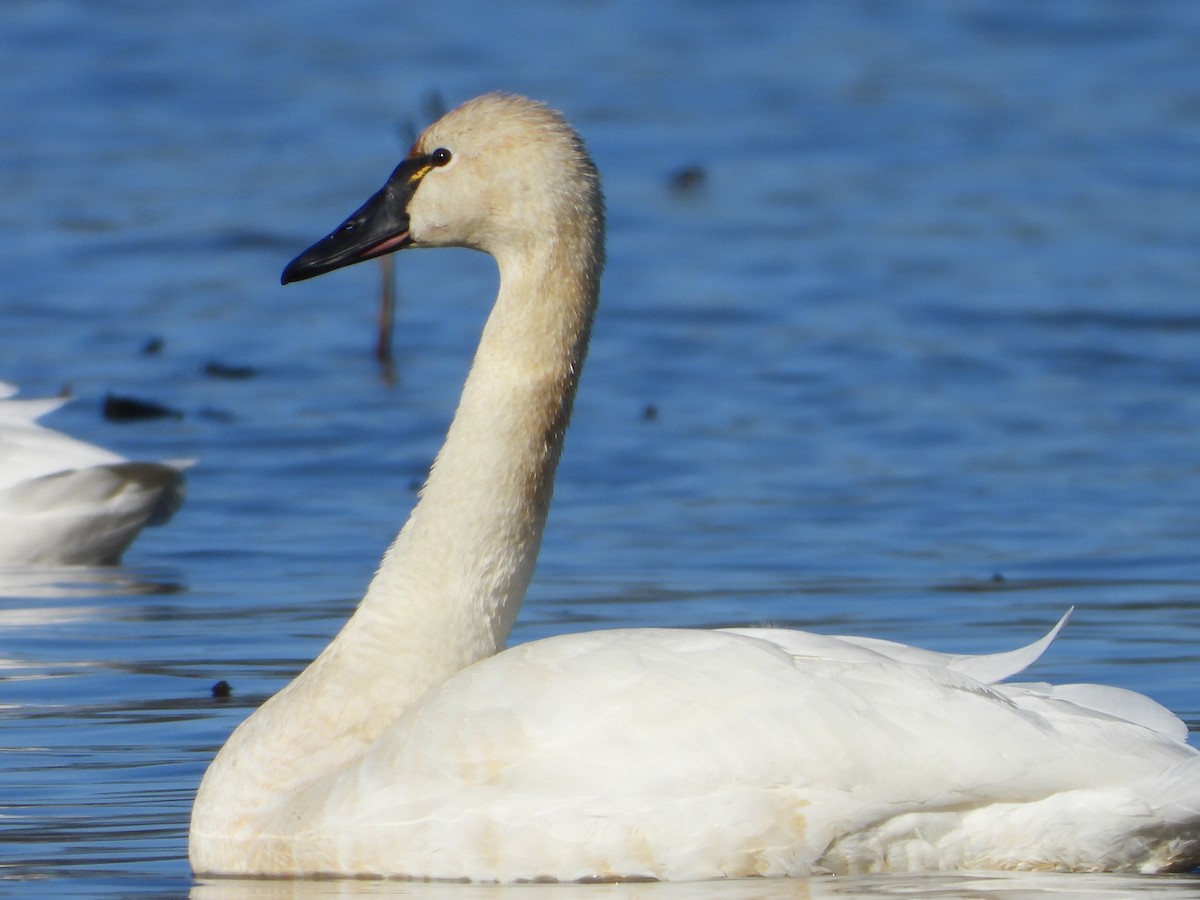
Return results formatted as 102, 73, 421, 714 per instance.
363, 237, 598, 664
191, 223, 601, 843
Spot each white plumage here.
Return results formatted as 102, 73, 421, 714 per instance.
0, 383, 189, 565
189, 93, 1200, 881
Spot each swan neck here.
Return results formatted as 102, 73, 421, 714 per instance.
192, 236, 600, 856
370, 240, 596, 632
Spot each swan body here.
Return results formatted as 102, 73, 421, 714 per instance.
0, 383, 189, 565
189, 93, 1200, 881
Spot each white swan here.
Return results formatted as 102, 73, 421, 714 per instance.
0, 382, 190, 565
189, 93, 1200, 882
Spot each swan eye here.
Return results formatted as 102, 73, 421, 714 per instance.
430, 148, 452, 167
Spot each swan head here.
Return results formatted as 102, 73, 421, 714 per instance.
281, 93, 604, 284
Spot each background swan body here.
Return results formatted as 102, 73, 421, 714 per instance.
0, 382, 190, 565
189, 93, 1200, 881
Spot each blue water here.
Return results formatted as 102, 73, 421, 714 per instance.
3, 0, 1200, 896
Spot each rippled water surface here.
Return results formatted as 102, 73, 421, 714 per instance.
4, 0, 1200, 896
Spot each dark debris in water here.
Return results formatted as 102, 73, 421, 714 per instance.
203, 360, 258, 380
667, 164, 706, 193
211, 680, 233, 699
102, 394, 183, 422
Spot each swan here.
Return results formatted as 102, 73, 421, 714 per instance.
189, 93, 1200, 882
0, 382, 190, 565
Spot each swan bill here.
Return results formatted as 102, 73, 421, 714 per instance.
281, 155, 431, 284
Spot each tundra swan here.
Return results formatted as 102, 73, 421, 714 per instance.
0, 383, 189, 565
189, 93, 1200, 882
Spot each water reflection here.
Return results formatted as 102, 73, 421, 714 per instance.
0, 564, 185, 600
190, 871, 1200, 900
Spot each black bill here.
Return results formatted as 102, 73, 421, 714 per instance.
281, 155, 432, 285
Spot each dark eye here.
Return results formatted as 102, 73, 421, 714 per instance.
430, 147, 452, 167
